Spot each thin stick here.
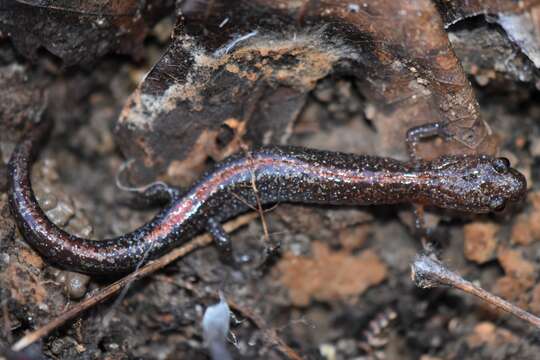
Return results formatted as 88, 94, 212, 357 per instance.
248, 160, 271, 242
411, 254, 540, 328
226, 297, 303, 360
11, 213, 257, 352
2, 301, 12, 344
237, 83, 272, 243
161, 277, 304, 360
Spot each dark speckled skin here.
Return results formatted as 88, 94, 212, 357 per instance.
8, 120, 527, 274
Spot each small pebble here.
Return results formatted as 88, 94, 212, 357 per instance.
40, 192, 58, 211
320, 343, 336, 360
64, 271, 91, 299
40, 158, 59, 181
47, 201, 75, 227
49, 338, 66, 355
66, 214, 93, 238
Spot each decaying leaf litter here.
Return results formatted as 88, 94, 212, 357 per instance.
2, 1, 540, 359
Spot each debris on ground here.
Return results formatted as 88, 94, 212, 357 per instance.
3, 1, 540, 358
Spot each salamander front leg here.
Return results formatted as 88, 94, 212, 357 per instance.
207, 217, 238, 267
406, 121, 452, 250
406, 121, 453, 161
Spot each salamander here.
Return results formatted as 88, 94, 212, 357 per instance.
8, 119, 527, 274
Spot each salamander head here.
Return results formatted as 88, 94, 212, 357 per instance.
422, 155, 527, 213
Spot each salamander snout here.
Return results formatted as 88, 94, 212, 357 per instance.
469, 156, 527, 212
429, 155, 527, 213
485, 157, 527, 210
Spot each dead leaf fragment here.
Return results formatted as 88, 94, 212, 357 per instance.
275, 242, 387, 306
493, 247, 536, 307
1, 1, 171, 66
463, 222, 499, 264
6, 262, 47, 305
17, 247, 44, 270
338, 224, 371, 251
497, 247, 536, 282
466, 322, 518, 349
510, 192, 540, 245
528, 283, 540, 314
511, 214, 535, 246
492, 275, 530, 308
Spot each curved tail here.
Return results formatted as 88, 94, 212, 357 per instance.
7, 120, 166, 274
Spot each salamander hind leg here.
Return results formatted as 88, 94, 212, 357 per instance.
137, 182, 183, 204
115, 161, 183, 207
207, 217, 241, 268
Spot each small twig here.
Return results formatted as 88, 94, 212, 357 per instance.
226, 297, 304, 360
162, 277, 303, 360
230, 191, 258, 212
99, 210, 163, 334
11, 213, 257, 352
411, 254, 540, 328
237, 83, 272, 244
247, 159, 271, 243
2, 301, 12, 344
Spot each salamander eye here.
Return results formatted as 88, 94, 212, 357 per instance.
489, 196, 506, 211
492, 157, 510, 174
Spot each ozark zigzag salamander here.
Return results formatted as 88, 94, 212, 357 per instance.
8, 119, 527, 274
